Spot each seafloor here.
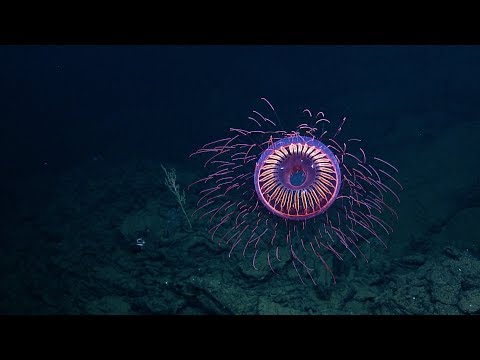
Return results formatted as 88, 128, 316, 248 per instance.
1, 111, 479, 315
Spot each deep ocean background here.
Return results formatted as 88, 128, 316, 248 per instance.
1, 45, 479, 314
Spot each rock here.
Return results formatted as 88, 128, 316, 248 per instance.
458, 289, 480, 314
257, 297, 304, 315
354, 288, 377, 302
401, 255, 426, 266
85, 296, 131, 314
429, 268, 460, 306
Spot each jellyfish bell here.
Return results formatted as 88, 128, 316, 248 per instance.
254, 135, 341, 221
189, 99, 402, 285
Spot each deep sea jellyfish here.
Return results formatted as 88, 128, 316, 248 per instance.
189, 99, 402, 285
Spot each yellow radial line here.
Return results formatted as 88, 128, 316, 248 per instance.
259, 168, 277, 178
260, 177, 276, 189
294, 143, 300, 154
273, 188, 282, 209
295, 143, 301, 154
313, 183, 328, 201
261, 166, 275, 174
319, 177, 335, 189
273, 148, 286, 157
261, 166, 277, 174
318, 174, 334, 188
294, 191, 300, 213
286, 189, 293, 212
273, 151, 285, 159
303, 190, 312, 211
270, 185, 283, 203
278, 188, 288, 211
309, 148, 322, 157
261, 177, 277, 192
260, 165, 278, 172
264, 158, 280, 164
260, 172, 276, 186
302, 144, 309, 156
315, 158, 332, 164
317, 179, 333, 196
300, 190, 308, 213
279, 187, 288, 209
311, 152, 327, 159
305, 190, 316, 211
269, 154, 283, 162
259, 176, 276, 186
319, 166, 335, 174
312, 155, 328, 162
320, 172, 336, 181
295, 143, 302, 155
308, 187, 321, 206
298, 143, 304, 155
261, 183, 276, 195
279, 147, 289, 157
288, 143, 296, 155
259, 169, 276, 180
310, 190, 319, 210
312, 149, 326, 156
262, 181, 278, 194
262, 165, 278, 174
262, 165, 278, 172
316, 160, 333, 167
305, 146, 315, 156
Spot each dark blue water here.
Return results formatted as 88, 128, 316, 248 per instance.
1, 45, 479, 315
